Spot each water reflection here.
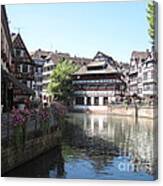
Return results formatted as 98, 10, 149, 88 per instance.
5, 113, 157, 180
62, 113, 157, 180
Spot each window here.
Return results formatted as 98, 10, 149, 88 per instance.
87, 97, 91, 105
138, 78, 142, 83
76, 97, 84, 105
21, 50, 24, 57
143, 72, 148, 80
104, 97, 108, 105
94, 97, 99, 106
38, 67, 42, 73
138, 88, 142, 94
27, 81, 31, 88
15, 49, 21, 57
22, 80, 27, 85
17, 65, 21, 72
143, 83, 155, 91
150, 71, 155, 79
22, 64, 28, 73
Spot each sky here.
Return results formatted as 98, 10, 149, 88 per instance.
6, 1, 151, 62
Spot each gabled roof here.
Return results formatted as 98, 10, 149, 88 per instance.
11, 33, 34, 65
93, 51, 114, 62
73, 51, 120, 75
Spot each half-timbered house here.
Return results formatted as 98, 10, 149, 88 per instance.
72, 51, 126, 112
11, 33, 35, 105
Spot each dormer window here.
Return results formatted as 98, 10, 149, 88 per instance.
87, 61, 107, 71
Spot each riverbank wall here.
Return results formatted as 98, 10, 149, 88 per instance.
1, 129, 62, 176
72, 105, 157, 119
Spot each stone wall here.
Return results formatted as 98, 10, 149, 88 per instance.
73, 105, 157, 119
1, 130, 61, 175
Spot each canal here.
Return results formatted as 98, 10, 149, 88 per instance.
5, 113, 157, 180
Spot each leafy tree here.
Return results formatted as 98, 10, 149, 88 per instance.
147, 0, 155, 43
47, 59, 79, 104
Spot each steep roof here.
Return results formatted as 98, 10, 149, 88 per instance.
11, 33, 34, 65
73, 51, 120, 75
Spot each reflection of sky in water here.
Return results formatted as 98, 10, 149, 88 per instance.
49, 155, 153, 180
63, 113, 157, 180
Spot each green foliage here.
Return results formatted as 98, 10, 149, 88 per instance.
47, 59, 79, 103
147, 1, 155, 42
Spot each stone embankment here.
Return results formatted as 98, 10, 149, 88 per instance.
73, 105, 157, 119
1, 102, 66, 175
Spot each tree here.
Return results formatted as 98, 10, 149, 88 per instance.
47, 59, 79, 104
147, 0, 155, 43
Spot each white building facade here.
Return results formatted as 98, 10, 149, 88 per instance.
42, 55, 56, 103
129, 50, 157, 100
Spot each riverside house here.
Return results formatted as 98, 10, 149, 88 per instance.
11, 33, 35, 107
129, 50, 157, 102
31, 49, 51, 99
1, 6, 33, 112
72, 51, 126, 112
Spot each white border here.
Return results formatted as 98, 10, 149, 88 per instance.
0, 0, 162, 185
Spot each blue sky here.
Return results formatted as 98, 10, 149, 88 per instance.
6, 1, 151, 62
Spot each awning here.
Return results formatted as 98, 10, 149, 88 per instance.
1, 69, 34, 95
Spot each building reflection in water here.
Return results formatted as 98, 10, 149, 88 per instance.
65, 113, 157, 177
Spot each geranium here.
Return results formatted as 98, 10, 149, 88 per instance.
11, 108, 25, 127
20, 107, 31, 123
11, 107, 30, 147
39, 108, 49, 123
11, 107, 31, 127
